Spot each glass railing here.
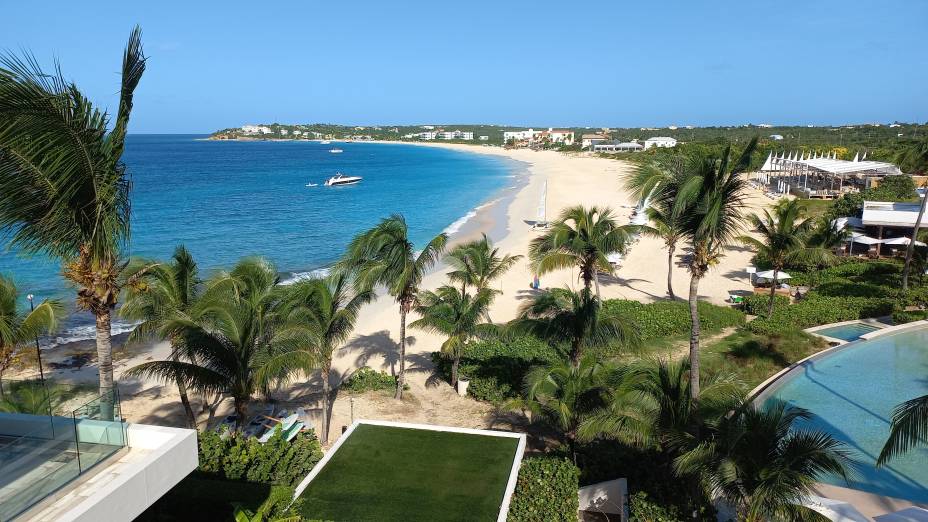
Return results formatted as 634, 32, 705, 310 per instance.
0, 379, 128, 521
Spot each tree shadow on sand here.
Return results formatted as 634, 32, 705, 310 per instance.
339, 330, 417, 377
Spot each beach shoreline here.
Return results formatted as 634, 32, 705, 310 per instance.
11, 141, 772, 435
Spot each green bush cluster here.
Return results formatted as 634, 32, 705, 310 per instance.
629, 492, 685, 522
136, 472, 277, 522
341, 366, 397, 393
507, 457, 580, 522
747, 295, 894, 335
826, 176, 917, 219
197, 429, 323, 486
601, 299, 745, 341
433, 336, 559, 403
892, 310, 928, 324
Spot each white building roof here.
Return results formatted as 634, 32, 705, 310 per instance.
861, 200, 928, 227
775, 154, 902, 176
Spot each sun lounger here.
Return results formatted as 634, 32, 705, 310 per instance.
258, 413, 301, 443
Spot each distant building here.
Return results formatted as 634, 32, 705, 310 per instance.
280, 129, 288, 136
581, 133, 610, 149
769, 134, 784, 140
422, 125, 436, 130
545, 129, 575, 146
503, 129, 541, 144
292, 130, 302, 136
241, 124, 272, 135
479, 135, 489, 141
417, 132, 436, 140
644, 136, 677, 149
594, 141, 643, 153
438, 130, 474, 140
757, 123, 773, 128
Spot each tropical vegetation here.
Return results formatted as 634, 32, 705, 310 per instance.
0, 28, 146, 417
0, 275, 60, 389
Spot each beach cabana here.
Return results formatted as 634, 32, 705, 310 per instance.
755, 269, 791, 280
882, 236, 926, 247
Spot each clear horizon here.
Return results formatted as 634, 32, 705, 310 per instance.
4, 0, 927, 134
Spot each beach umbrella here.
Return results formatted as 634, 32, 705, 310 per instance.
882, 237, 927, 247
755, 269, 790, 280
849, 232, 882, 245
804, 495, 869, 522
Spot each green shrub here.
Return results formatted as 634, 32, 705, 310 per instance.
197, 429, 323, 486
741, 294, 789, 316
601, 299, 744, 341
893, 309, 928, 324
341, 366, 397, 393
629, 492, 685, 522
136, 472, 273, 521
747, 295, 894, 335
433, 336, 559, 403
507, 457, 580, 522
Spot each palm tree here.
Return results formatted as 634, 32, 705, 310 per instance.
515, 354, 618, 463
0, 28, 147, 414
339, 215, 447, 399
739, 199, 820, 317
0, 275, 61, 394
266, 274, 373, 444
120, 246, 201, 428
126, 258, 295, 430
411, 285, 494, 386
642, 200, 687, 299
529, 205, 634, 300
632, 139, 755, 399
445, 234, 522, 296
513, 287, 637, 365
895, 138, 928, 289
0, 381, 65, 415
877, 393, 928, 466
677, 401, 852, 522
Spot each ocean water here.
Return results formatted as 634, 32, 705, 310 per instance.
0, 135, 521, 345
762, 327, 928, 502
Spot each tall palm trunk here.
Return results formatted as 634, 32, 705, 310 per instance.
666, 243, 676, 299
687, 273, 702, 400
451, 353, 460, 387
321, 359, 331, 444
593, 270, 602, 300
171, 350, 196, 429
902, 191, 928, 289
395, 303, 408, 400
767, 269, 779, 318
233, 396, 248, 432
95, 309, 116, 421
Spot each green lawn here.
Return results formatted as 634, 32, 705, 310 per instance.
299, 424, 520, 521
700, 329, 829, 390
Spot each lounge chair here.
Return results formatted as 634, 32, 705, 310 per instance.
258, 413, 303, 443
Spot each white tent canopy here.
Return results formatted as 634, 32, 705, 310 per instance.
755, 270, 790, 280
849, 232, 882, 245
882, 236, 927, 246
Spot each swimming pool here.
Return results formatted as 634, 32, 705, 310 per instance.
759, 326, 928, 503
812, 322, 882, 342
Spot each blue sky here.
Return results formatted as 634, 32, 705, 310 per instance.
4, 1, 927, 133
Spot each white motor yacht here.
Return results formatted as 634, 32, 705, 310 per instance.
329, 148, 343, 153
324, 173, 362, 186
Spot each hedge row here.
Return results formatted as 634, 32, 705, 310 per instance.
601, 299, 745, 341
341, 366, 397, 393
747, 294, 894, 335
507, 457, 580, 522
432, 336, 559, 403
198, 429, 323, 486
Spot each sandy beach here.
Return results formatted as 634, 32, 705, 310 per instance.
15, 144, 773, 439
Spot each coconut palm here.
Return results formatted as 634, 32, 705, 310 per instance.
677, 401, 852, 522
266, 273, 373, 444
632, 139, 755, 399
411, 285, 495, 386
513, 287, 637, 365
0, 275, 61, 393
0, 381, 65, 415
339, 214, 447, 399
515, 354, 619, 463
878, 393, 928, 466
126, 258, 295, 430
642, 200, 687, 299
445, 234, 522, 296
529, 205, 634, 300
120, 246, 202, 428
0, 28, 146, 414
896, 138, 928, 289
739, 199, 821, 317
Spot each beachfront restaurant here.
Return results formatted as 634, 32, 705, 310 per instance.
756, 152, 903, 199
837, 201, 928, 257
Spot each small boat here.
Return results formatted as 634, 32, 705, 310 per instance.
325, 173, 362, 186
329, 148, 343, 154
320, 140, 331, 144
305, 182, 318, 187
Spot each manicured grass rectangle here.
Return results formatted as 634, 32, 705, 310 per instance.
299, 424, 519, 521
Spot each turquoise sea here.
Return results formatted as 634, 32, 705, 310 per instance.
0, 135, 521, 345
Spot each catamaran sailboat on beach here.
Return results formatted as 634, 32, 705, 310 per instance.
531, 180, 549, 230
324, 173, 362, 186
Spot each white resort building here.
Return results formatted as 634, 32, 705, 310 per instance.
758, 151, 907, 199
580, 133, 610, 149
593, 141, 643, 153
643, 136, 678, 149
437, 130, 474, 140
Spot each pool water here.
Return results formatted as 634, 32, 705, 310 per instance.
761, 327, 928, 502
813, 323, 881, 342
